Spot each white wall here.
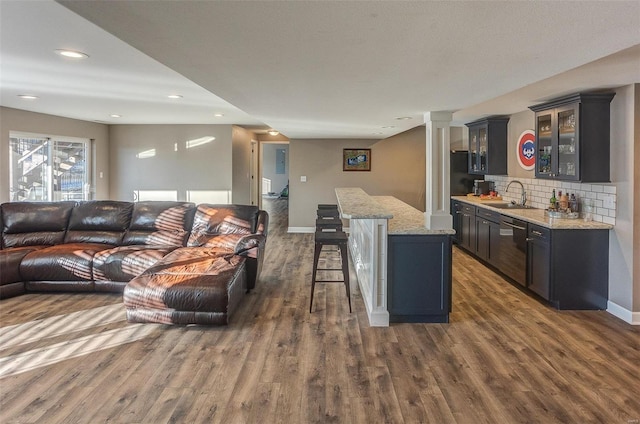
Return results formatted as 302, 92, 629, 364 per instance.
262, 143, 289, 194
0, 107, 110, 203
108, 124, 233, 201
608, 84, 637, 316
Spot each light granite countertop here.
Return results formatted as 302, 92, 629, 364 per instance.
335, 187, 454, 235
451, 195, 614, 230
373, 196, 456, 235
335, 187, 393, 219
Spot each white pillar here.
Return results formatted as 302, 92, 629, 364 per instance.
424, 111, 453, 230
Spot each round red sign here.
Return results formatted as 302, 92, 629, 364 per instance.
517, 130, 536, 170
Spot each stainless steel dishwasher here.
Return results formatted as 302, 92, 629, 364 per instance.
497, 215, 528, 286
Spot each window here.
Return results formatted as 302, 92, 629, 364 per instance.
9, 133, 91, 202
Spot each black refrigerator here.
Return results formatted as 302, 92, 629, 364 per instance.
450, 150, 474, 195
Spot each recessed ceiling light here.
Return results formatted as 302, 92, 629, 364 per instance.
18, 95, 39, 100
267, 130, 279, 136
214, 113, 224, 117
395, 116, 413, 120
55, 49, 89, 59
381, 126, 395, 129
110, 114, 122, 118
167, 94, 183, 99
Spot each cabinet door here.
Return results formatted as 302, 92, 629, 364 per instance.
468, 126, 479, 173
535, 112, 554, 178
478, 125, 488, 173
451, 201, 462, 244
475, 217, 489, 260
555, 104, 580, 181
527, 227, 550, 300
488, 220, 501, 267
460, 211, 475, 251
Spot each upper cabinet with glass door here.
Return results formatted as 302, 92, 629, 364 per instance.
530, 92, 615, 182
466, 117, 509, 175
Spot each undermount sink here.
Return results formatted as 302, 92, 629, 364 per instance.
490, 202, 537, 210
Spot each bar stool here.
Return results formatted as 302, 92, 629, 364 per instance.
310, 230, 351, 313
315, 217, 342, 232
317, 208, 340, 219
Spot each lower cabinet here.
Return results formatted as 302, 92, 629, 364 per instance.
527, 225, 551, 300
453, 200, 610, 310
475, 208, 501, 267
459, 204, 476, 252
526, 224, 609, 310
387, 234, 452, 323
451, 200, 463, 245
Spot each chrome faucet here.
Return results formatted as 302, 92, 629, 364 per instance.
506, 180, 527, 206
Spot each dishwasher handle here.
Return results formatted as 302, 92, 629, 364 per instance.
502, 221, 527, 231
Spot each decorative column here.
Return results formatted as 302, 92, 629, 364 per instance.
424, 111, 453, 230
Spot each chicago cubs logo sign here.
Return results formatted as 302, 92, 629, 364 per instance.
517, 130, 536, 170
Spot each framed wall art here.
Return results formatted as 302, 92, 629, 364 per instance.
343, 148, 371, 171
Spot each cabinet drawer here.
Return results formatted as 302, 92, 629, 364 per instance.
528, 225, 550, 242
476, 207, 500, 223
461, 204, 476, 215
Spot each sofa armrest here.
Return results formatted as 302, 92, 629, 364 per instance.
256, 210, 269, 237
234, 233, 266, 291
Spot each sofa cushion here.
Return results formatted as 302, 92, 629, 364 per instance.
123, 201, 195, 247
1, 202, 75, 248
93, 245, 177, 282
0, 246, 45, 285
20, 243, 114, 281
188, 204, 259, 247
64, 201, 133, 245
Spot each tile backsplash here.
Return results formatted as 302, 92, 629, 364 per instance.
486, 175, 616, 226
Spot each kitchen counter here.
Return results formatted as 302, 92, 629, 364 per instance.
335, 187, 393, 219
373, 196, 455, 235
451, 195, 613, 230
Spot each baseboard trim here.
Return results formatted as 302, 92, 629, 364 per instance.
287, 227, 315, 233
607, 301, 640, 325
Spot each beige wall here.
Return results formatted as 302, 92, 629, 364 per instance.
108, 124, 233, 201
0, 107, 110, 203
288, 127, 426, 229
231, 125, 255, 205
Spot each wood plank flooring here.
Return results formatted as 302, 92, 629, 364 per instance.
1, 197, 639, 423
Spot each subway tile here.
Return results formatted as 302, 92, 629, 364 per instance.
602, 216, 616, 225
591, 185, 604, 193
608, 209, 617, 218
603, 185, 616, 194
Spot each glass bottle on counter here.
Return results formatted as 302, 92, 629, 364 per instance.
549, 189, 557, 210
570, 193, 579, 212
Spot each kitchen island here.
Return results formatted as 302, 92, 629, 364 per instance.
336, 188, 454, 326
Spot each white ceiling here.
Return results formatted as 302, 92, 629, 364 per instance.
2, 1, 639, 138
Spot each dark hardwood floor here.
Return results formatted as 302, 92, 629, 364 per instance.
1, 197, 639, 423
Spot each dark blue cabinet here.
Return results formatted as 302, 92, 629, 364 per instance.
387, 234, 452, 323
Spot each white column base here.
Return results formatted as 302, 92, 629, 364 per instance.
424, 212, 453, 230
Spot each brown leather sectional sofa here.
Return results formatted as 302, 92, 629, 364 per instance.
0, 200, 268, 325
